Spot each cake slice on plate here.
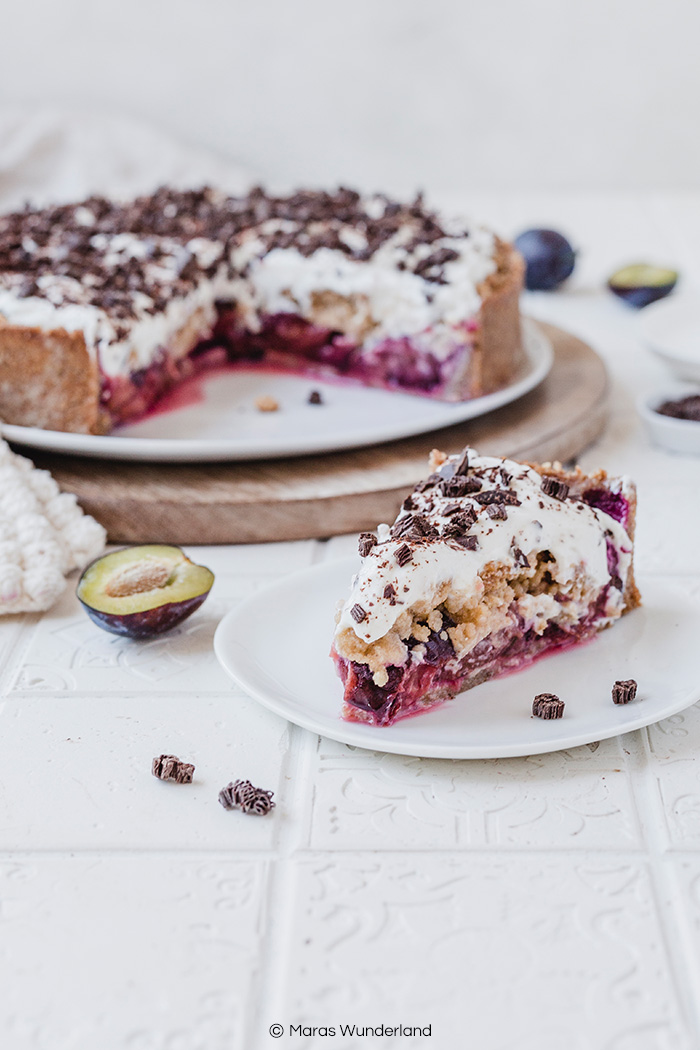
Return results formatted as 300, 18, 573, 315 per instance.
331, 448, 640, 726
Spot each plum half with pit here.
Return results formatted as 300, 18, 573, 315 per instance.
514, 229, 576, 291
77, 545, 214, 638
608, 264, 678, 308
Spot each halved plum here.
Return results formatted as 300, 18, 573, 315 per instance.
608, 264, 678, 308
77, 545, 214, 638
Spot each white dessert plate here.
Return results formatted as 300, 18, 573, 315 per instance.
638, 293, 700, 382
214, 558, 700, 760
0, 320, 552, 463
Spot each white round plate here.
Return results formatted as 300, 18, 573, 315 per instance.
214, 558, 700, 759
638, 293, 700, 382
0, 320, 552, 463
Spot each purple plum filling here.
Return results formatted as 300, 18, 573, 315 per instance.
218, 309, 476, 398
100, 305, 478, 427
581, 488, 629, 527
333, 593, 613, 727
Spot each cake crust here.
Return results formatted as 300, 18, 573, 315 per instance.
0, 322, 100, 433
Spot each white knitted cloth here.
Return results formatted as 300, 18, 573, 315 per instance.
0, 439, 106, 613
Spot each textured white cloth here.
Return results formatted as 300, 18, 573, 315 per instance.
0, 105, 252, 211
0, 439, 106, 613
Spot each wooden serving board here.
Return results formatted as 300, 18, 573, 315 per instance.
28, 323, 608, 544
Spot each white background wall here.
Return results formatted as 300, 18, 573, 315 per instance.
1, 0, 698, 196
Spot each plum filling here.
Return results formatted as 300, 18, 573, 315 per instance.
581, 488, 629, 527
333, 591, 613, 727
99, 304, 477, 427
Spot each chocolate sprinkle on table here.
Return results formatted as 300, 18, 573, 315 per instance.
541, 476, 570, 501
350, 603, 367, 623
612, 679, 637, 705
308, 390, 323, 405
532, 693, 565, 719
218, 778, 275, 815
151, 754, 195, 784
395, 543, 413, 566
358, 532, 377, 557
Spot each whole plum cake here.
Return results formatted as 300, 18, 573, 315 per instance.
0, 187, 525, 434
332, 448, 640, 727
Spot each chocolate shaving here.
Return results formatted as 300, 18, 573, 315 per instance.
541, 476, 570, 501
442, 502, 463, 516
474, 489, 521, 506
414, 473, 442, 493
532, 693, 565, 719
486, 503, 508, 520
308, 390, 323, 405
610, 574, 623, 590
395, 543, 413, 566
512, 545, 529, 568
218, 779, 275, 815
358, 532, 377, 557
456, 535, 479, 550
453, 508, 477, 529
402, 495, 416, 511
612, 679, 637, 705
392, 514, 438, 542
439, 476, 482, 499
383, 583, 397, 604
350, 603, 367, 623
151, 754, 195, 784
453, 450, 470, 476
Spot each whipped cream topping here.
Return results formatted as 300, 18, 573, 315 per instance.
230, 225, 496, 346
336, 450, 634, 648
0, 187, 498, 376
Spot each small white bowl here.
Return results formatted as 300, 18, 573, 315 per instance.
638, 294, 700, 382
637, 389, 700, 455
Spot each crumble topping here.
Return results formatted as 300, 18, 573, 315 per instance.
254, 395, 280, 412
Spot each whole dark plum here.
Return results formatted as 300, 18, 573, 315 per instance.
514, 229, 576, 291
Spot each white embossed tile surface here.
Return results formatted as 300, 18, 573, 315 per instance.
4, 194, 700, 1050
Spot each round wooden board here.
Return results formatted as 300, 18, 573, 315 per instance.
27, 323, 608, 544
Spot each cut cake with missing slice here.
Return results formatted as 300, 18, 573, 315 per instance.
0, 187, 524, 434
331, 448, 640, 727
